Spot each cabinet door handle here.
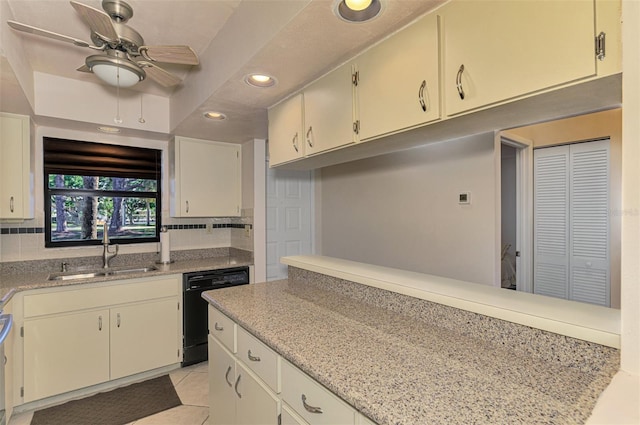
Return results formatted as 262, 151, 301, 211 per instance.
247, 350, 261, 362
302, 394, 323, 414
234, 374, 242, 398
292, 133, 299, 153
456, 64, 466, 100
418, 80, 427, 112
214, 322, 224, 331
224, 365, 233, 387
306, 126, 314, 148
116, 312, 121, 328
185, 200, 189, 213
98, 315, 102, 331
9, 196, 14, 213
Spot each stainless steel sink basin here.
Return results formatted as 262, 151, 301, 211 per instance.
48, 266, 158, 281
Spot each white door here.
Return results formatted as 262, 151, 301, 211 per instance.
533, 140, 610, 306
266, 165, 313, 281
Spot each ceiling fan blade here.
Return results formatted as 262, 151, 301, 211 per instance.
138, 61, 182, 87
76, 64, 91, 73
70, 1, 119, 44
7, 20, 91, 48
139, 45, 199, 65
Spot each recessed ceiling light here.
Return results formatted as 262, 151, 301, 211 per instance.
335, 0, 382, 22
203, 111, 227, 121
97, 126, 121, 133
244, 73, 276, 88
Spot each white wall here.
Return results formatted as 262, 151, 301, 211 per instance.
318, 133, 498, 285
0, 125, 234, 262
621, 0, 640, 377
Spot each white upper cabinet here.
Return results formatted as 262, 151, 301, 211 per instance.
0, 113, 32, 220
441, 0, 597, 116
170, 137, 241, 217
303, 61, 356, 156
356, 13, 440, 141
268, 62, 356, 167
268, 94, 305, 166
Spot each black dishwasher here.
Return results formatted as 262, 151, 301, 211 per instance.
182, 266, 249, 366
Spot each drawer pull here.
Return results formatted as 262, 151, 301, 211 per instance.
234, 375, 242, 398
224, 366, 233, 387
247, 350, 261, 362
301, 394, 323, 414
214, 322, 224, 331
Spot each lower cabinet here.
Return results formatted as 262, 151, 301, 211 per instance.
110, 299, 180, 379
21, 276, 181, 402
209, 306, 364, 425
23, 309, 111, 401
209, 336, 280, 425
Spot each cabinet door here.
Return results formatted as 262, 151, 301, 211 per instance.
235, 361, 280, 425
110, 298, 180, 379
281, 403, 309, 425
357, 13, 440, 141
0, 114, 29, 219
209, 336, 237, 425
442, 0, 596, 116
23, 309, 110, 402
303, 62, 356, 156
174, 138, 241, 217
268, 94, 305, 166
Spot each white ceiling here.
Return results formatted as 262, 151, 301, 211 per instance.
0, 0, 446, 143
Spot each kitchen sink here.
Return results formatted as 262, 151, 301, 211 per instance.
48, 266, 158, 281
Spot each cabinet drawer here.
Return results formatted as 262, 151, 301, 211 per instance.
281, 360, 355, 425
208, 305, 236, 353
237, 326, 280, 393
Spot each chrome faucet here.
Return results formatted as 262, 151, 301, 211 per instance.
102, 242, 119, 269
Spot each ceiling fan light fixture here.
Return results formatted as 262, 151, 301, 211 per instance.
335, 0, 382, 22
244, 73, 276, 88
86, 54, 145, 88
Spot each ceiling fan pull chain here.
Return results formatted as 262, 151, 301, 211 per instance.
114, 67, 123, 124
139, 94, 146, 124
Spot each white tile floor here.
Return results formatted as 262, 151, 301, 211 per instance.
9, 362, 210, 425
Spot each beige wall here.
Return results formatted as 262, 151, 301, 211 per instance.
318, 132, 498, 286
506, 109, 622, 308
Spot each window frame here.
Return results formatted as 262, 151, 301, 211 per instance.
43, 138, 162, 248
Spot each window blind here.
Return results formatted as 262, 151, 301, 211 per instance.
43, 137, 161, 180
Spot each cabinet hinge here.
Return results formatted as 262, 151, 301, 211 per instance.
595, 31, 606, 61
20, 326, 23, 337
20, 387, 24, 398
353, 120, 360, 135
352, 71, 359, 86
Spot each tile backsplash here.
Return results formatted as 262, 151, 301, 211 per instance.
0, 209, 254, 263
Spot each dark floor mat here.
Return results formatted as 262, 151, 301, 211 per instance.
30, 375, 182, 425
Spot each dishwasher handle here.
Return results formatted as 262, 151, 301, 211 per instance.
0, 313, 13, 345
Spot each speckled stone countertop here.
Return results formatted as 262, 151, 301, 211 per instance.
0, 254, 252, 307
203, 268, 619, 425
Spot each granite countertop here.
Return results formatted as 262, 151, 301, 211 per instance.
0, 255, 252, 306
203, 277, 619, 425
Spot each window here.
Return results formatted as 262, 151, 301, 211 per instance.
44, 137, 161, 248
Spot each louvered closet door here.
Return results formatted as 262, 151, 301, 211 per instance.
534, 146, 570, 299
569, 140, 610, 306
533, 140, 610, 306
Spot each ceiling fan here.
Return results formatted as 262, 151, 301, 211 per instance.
7, 0, 200, 88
